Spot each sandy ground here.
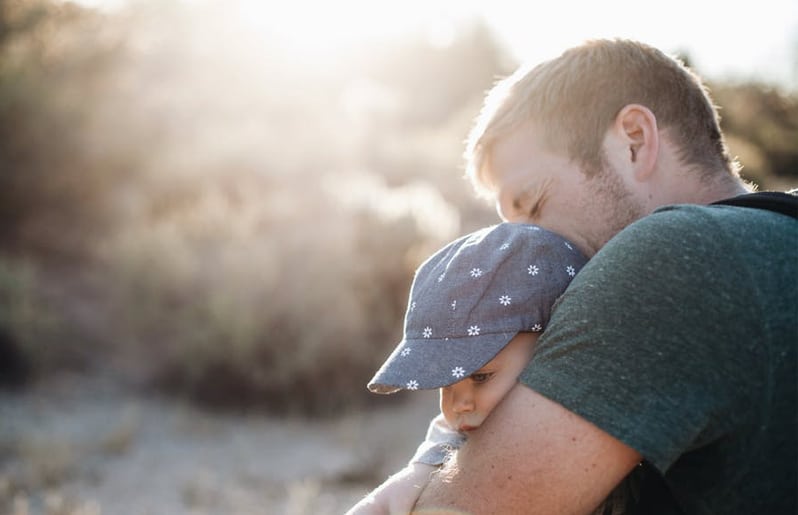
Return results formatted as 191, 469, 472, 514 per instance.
0, 373, 440, 515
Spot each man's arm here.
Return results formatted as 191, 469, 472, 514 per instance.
412, 384, 641, 514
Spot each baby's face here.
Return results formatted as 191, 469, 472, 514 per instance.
440, 332, 538, 433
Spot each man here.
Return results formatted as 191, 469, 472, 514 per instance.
411, 38, 797, 514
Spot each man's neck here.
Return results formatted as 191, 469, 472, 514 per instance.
661, 172, 751, 209
693, 179, 751, 204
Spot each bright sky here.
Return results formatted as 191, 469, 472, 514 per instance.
73, 0, 798, 89
480, 0, 798, 89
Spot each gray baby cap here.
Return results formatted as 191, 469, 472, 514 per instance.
368, 223, 587, 394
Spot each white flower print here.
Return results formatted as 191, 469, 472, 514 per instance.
566, 265, 576, 277
500, 243, 510, 250
467, 325, 480, 336
452, 367, 466, 379
401, 348, 412, 357
438, 273, 446, 282
499, 295, 511, 306
406, 380, 419, 390
564, 242, 573, 250
470, 268, 483, 278
528, 265, 539, 276
531, 323, 543, 332
409, 301, 416, 312
423, 327, 433, 338
451, 300, 457, 310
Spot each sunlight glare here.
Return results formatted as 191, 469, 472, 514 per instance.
235, 0, 474, 61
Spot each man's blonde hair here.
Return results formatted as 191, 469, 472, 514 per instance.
465, 38, 740, 199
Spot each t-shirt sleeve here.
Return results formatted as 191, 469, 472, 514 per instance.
520, 206, 766, 473
410, 413, 467, 466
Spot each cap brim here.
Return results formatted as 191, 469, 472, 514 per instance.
367, 332, 514, 394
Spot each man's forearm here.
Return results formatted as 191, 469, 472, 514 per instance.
411, 384, 640, 514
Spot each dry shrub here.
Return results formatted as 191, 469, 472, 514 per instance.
0, 1, 132, 256
0, 257, 77, 386
98, 173, 459, 415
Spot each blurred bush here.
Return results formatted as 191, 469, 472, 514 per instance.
0, 0, 794, 415
713, 82, 798, 188
0, 257, 78, 387
98, 173, 459, 414
0, 0, 138, 256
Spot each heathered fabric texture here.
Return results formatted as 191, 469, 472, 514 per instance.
523, 202, 798, 514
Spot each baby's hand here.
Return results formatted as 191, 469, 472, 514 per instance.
345, 463, 437, 515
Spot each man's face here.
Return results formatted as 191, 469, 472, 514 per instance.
440, 332, 537, 433
487, 122, 646, 257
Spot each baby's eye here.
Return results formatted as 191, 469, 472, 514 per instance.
470, 372, 494, 384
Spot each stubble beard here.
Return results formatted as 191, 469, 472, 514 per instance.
583, 161, 647, 251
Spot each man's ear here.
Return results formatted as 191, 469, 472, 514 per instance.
615, 104, 659, 181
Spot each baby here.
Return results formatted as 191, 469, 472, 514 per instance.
347, 222, 588, 514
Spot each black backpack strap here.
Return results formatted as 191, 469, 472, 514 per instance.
711, 191, 798, 219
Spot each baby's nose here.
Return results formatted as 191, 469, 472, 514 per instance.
452, 387, 475, 413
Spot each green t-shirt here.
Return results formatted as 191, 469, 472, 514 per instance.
522, 203, 797, 514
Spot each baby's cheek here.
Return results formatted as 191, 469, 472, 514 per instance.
439, 391, 455, 426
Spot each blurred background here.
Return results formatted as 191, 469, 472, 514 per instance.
0, 0, 796, 513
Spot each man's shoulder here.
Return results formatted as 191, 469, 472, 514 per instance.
594, 204, 721, 262
580, 198, 797, 289
646, 191, 798, 228
606, 197, 796, 253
